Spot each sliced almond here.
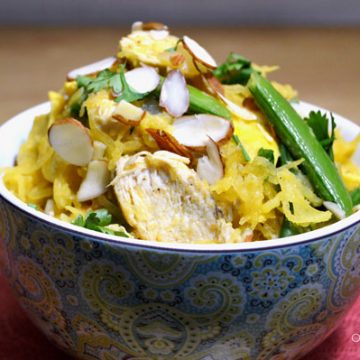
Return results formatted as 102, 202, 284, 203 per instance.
44, 199, 55, 217
131, 21, 143, 32
48, 118, 93, 166
173, 114, 233, 150
182, 36, 217, 69
160, 70, 189, 117
197, 138, 224, 185
150, 30, 170, 40
142, 22, 168, 31
146, 128, 193, 161
125, 66, 160, 94
170, 53, 186, 67
93, 141, 107, 160
112, 100, 145, 126
77, 160, 110, 202
202, 72, 224, 95
216, 92, 257, 121
67, 56, 117, 80
323, 201, 345, 220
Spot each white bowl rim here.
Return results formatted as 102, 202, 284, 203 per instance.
1, 101, 360, 253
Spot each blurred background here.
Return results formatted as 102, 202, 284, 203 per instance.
0, 2, 359, 358
2, 0, 360, 26
0, 0, 359, 121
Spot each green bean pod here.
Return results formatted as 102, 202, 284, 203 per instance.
248, 72, 352, 216
187, 85, 231, 119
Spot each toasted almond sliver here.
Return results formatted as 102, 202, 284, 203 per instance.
44, 199, 55, 217
150, 30, 170, 40
146, 128, 193, 161
93, 141, 107, 160
125, 66, 160, 94
142, 22, 168, 31
182, 36, 217, 69
197, 138, 224, 185
112, 100, 145, 126
202, 72, 225, 95
173, 114, 233, 150
159, 70, 189, 117
67, 56, 117, 80
77, 160, 110, 202
323, 201, 346, 220
131, 21, 143, 32
48, 118, 93, 166
216, 92, 257, 121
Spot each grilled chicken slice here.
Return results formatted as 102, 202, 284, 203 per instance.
112, 151, 241, 243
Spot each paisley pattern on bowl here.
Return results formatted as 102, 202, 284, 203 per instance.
1, 196, 360, 360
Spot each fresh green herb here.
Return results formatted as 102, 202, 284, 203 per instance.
165, 40, 181, 53
248, 72, 353, 216
110, 73, 122, 94
68, 87, 88, 118
280, 218, 301, 237
28, 203, 39, 210
233, 134, 251, 161
305, 111, 336, 160
279, 143, 293, 166
213, 53, 256, 85
77, 69, 119, 94
258, 148, 275, 164
115, 65, 146, 103
350, 188, 360, 206
72, 209, 130, 237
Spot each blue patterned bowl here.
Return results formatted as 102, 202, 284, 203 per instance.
1, 102, 360, 360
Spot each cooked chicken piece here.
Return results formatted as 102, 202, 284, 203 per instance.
112, 151, 242, 243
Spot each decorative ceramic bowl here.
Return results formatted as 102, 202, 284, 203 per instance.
1, 102, 360, 360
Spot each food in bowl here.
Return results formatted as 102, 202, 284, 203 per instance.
2, 21, 360, 243
1, 23, 360, 360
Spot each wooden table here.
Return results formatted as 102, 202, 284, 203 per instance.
0, 27, 359, 124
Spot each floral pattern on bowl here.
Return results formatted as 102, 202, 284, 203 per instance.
1, 195, 360, 360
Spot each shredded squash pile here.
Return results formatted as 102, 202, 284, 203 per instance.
3, 22, 360, 242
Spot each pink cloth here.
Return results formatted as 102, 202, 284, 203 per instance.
0, 272, 359, 359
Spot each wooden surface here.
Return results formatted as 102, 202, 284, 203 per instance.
0, 27, 359, 124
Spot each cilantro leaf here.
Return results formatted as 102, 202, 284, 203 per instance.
76, 65, 151, 107
110, 73, 122, 94
214, 53, 256, 85
258, 148, 275, 164
72, 209, 130, 238
350, 188, 360, 206
233, 134, 251, 161
115, 65, 147, 103
74, 69, 121, 120
76, 69, 122, 98
85, 209, 112, 228
305, 111, 336, 160
88, 69, 117, 93
76, 76, 92, 89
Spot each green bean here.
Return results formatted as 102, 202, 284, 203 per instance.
187, 85, 231, 119
248, 72, 352, 216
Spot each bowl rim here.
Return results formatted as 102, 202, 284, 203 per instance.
1, 101, 360, 253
